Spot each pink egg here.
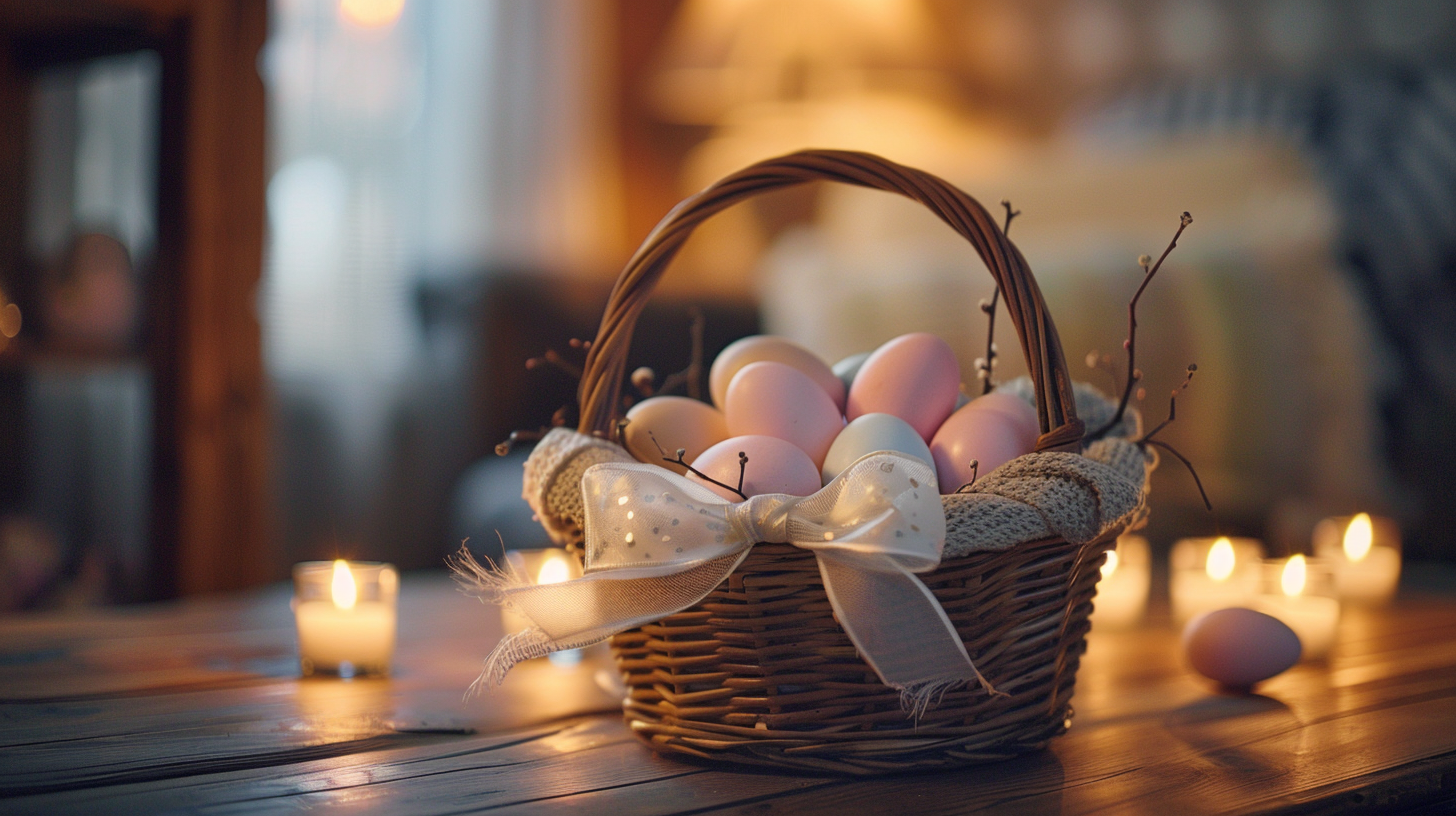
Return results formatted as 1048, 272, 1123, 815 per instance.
724, 361, 844, 467
1182, 607, 1301, 688
688, 435, 822, 500
929, 394, 1040, 493
847, 333, 960, 442
972, 391, 1041, 446
623, 396, 729, 475
709, 336, 845, 410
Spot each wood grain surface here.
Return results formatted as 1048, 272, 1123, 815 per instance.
3, 573, 1456, 814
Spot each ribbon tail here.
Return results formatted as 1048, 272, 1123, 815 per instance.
450, 545, 751, 689
814, 550, 1001, 718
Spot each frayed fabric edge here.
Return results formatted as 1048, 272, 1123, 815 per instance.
896, 665, 1006, 722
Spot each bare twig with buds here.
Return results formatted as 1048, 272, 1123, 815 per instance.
954, 460, 981, 494
1092, 212, 1192, 439
649, 432, 748, 500
978, 201, 1021, 395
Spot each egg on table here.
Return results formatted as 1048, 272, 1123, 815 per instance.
623, 396, 729, 475
724, 361, 844, 467
929, 391, 1040, 494
1182, 607, 1301, 689
820, 412, 936, 486
688, 435, 822, 500
846, 333, 961, 442
709, 335, 845, 411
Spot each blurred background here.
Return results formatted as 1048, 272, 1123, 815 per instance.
1, 0, 1454, 610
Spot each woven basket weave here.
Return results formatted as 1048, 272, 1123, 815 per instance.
567, 150, 1121, 774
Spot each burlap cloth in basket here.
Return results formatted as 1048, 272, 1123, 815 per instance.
522, 377, 1150, 557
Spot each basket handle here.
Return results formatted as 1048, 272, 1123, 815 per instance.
578, 149, 1084, 452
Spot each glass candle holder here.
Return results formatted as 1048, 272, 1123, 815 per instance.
1313, 513, 1401, 605
500, 548, 583, 638
1170, 536, 1265, 626
1091, 535, 1150, 629
293, 560, 398, 677
1252, 555, 1340, 661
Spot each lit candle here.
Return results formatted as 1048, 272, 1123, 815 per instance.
1170, 536, 1264, 625
1091, 536, 1150, 629
500, 549, 582, 642
293, 560, 398, 677
1253, 554, 1340, 660
1313, 513, 1401, 605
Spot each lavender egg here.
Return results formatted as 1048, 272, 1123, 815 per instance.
688, 435, 822, 500
1183, 607, 1301, 689
846, 333, 960, 442
929, 392, 1039, 494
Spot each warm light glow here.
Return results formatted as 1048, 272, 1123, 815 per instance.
1282, 554, 1307, 597
1206, 538, 1235, 581
339, 0, 404, 28
1101, 549, 1120, 579
537, 557, 571, 585
1344, 513, 1374, 563
331, 560, 358, 609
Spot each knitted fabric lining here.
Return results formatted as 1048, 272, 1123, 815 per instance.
521, 378, 1151, 556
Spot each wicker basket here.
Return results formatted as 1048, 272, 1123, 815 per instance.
568, 150, 1121, 774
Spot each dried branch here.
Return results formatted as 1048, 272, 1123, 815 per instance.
954, 460, 981, 494
1145, 440, 1212, 511
979, 201, 1021, 395
1133, 363, 1212, 512
1092, 212, 1192, 439
495, 428, 546, 456
649, 432, 748, 501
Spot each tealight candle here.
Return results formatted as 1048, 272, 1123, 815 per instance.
1091, 535, 1150, 629
1170, 536, 1264, 625
500, 548, 583, 638
293, 560, 398, 676
1313, 513, 1401, 605
1253, 555, 1340, 660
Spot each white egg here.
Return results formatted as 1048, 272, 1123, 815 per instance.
820, 413, 936, 486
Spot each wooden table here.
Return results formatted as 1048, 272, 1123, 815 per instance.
4, 573, 1456, 815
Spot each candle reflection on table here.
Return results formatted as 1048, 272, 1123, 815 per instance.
1092, 536, 1150, 629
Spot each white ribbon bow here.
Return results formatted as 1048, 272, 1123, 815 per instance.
458, 452, 995, 713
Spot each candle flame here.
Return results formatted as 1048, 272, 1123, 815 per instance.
1282, 554, 1307, 597
331, 560, 357, 609
1344, 513, 1373, 562
537, 556, 571, 585
1101, 549, 1120, 579
339, 0, 404, 28
1206, 538, 1235, 581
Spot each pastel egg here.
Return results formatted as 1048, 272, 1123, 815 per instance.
623, 396, 729, 475
1182, 607, 1301, 688
710, 336, 844, 410
847, 333, 960, 442
929, 393, 1039, 493
821, 413, 936, 485
688, 435, 822, 500
724, 361, 844, 467
831, 352, 871, 393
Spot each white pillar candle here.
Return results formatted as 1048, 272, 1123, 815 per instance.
1091, 536, 1150, 629
1253, 555, 1340, 660
1313, 513, 1401, 605
293, 560, 398, 677
1170, 537, 1264, 625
